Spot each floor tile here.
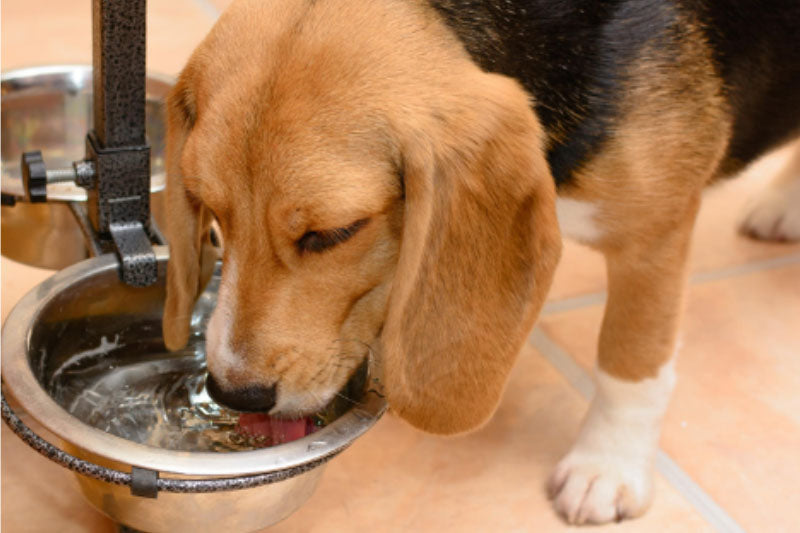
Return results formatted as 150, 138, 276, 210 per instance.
207, 0, 233, 14
268, 344, 711, 533
0, 319, 710, 532
1, 258, 54, 322
541, 264, 800, 532
1, 0, 214, 76
1, 424, 116, 533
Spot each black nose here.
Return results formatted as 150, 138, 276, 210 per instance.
205, 374, 277, 413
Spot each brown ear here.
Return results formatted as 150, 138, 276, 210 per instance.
381, 74, 562, 434
162, 74, 217, 351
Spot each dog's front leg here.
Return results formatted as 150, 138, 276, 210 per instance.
548, 207, 699, 524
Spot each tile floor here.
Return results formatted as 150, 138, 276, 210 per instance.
2, 1, 799, 532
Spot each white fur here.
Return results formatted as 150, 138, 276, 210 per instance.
549, 362, 676, 524
205, 257, 242, 384
556, 197, 603, 244
740, 158, 800, 241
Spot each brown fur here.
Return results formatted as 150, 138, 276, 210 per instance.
563, 18, 731, 380
163, 0, 561, 433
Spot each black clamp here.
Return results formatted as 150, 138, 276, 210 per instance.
130, 466, 159, 499
85, 132, 157, 287
21, 151, 47, 203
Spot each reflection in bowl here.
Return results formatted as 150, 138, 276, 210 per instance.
1, 65, 171, 269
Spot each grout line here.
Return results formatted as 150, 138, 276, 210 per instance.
541, 291, 606, 316
688, 251, 800, 285
192, 0, 222, 20
655, 452, 747, 533
542, 251, 800, 316
528, 326, 748, 533
529, 328, 594, 398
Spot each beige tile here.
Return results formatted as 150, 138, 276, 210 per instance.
1, 0, 214, 76
541, 264, 800, 532
268, 344, 710, 532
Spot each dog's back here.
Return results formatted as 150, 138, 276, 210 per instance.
429, 0, 800, 184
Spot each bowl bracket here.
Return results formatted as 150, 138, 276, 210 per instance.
9, 0, 162, 287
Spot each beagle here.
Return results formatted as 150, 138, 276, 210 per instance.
162, 0, 800, 525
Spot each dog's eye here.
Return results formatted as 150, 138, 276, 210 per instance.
296, 218, 369, 254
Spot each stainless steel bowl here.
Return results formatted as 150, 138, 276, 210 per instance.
1, 247, 387, 533
1, 65, 170, 269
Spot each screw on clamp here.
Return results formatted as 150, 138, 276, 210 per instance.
21, 151, 47, 203
20, 150, 98, 203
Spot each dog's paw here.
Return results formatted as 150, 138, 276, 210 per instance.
547, 448, 653, 524
547, 366, 674, 525
740, 177, 800, 242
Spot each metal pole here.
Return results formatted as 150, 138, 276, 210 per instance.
86, 0, 157, 287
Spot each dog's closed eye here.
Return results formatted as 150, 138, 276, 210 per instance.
296, 218, 370, 254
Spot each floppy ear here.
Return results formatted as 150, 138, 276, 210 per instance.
162, 74, 217, 351
381, 74, 562, 434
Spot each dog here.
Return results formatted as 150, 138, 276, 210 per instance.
162, 0, 800, 524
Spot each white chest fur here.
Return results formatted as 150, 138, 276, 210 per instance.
556, 196, 603, 244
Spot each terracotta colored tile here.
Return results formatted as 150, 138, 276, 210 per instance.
268, 344, 710, 532
1, 0, 91, 71
1, 424, 116, 533
1, 258, 54, 323
691, 143, 800, 274
1, 0, 214, 76
547, 239, 606, 301
0, 264, 706, 533
146, 0, 217, 76
541, 264, 800, 532
208, 0, 233, 14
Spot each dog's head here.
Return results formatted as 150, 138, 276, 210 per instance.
163, 0, 561, 434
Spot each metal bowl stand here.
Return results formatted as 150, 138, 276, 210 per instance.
4, 0, 161, 286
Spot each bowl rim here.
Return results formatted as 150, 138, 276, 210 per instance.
1, 246, 387, 477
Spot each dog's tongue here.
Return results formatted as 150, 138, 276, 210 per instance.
236, 413, 314, 446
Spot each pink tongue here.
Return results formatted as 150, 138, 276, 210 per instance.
237, 413, 311, 446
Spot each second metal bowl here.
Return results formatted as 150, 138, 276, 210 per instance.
1, 65, 170, 269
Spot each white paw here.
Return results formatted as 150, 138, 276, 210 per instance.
547, 365, 675, 525
548, 448, 653, 524
740, 179, 800, 242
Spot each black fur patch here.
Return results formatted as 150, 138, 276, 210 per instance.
691, 0, 800, 175
428, 0, 800, 183
430, 1, 682, 186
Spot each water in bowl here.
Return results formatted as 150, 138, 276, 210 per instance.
44, 269, 364, 453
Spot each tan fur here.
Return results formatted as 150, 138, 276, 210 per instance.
163, 0, 561, 432
563, 18, 731, 380
162, 67, 218, 351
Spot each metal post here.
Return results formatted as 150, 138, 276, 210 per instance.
85, 0, 157, 287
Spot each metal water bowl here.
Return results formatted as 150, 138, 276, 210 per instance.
1, 248, 386, 532
1, 65, 170, 269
